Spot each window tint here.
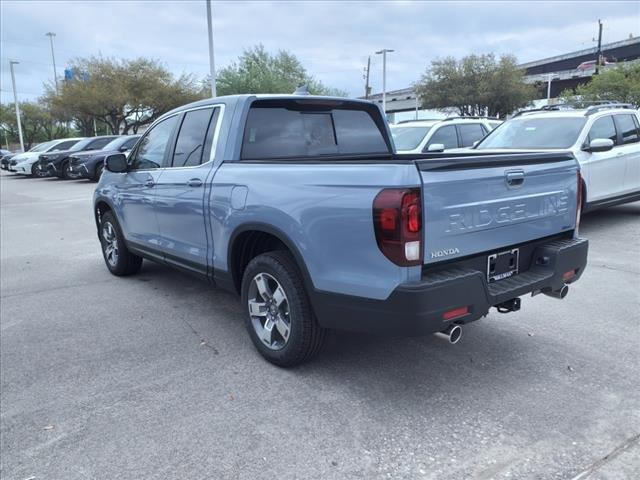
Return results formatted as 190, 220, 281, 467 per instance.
588, 116, 617, 144
614, 114, 640, 144
50, 140, 79, 151
427, 125, 458, 150
241, 105, 387, 160
332, 110, 387, 154
172, 108, 214, 167
87, 137, 117, 150
457, 123, 486, 147
130, 115, 179, 170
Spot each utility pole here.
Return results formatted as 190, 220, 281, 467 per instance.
206, 0, 217, 97
595, 19, 603, 75
45, 32, 59, 93
9, 61, 25, 152
364, 56, 371, 99
547, 73, 553, 104
375, 49, 394, 116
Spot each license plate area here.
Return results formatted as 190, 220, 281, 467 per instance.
487, 248, 519, 283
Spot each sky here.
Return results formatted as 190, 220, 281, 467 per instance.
1, 0, 639, 104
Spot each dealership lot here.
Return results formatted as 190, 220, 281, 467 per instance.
1, 172, 638, 479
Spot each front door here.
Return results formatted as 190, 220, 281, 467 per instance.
582, 115, 626, 202
116, 114, 180, 253
154, 106, 221, 275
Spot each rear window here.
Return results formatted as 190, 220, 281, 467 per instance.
241, 102, 389, 160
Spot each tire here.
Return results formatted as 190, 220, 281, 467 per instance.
93, 163, 104, 182
241, 251, 325, 367
30, 163, 39, 177
99, 211, 143, 276
60, 160, 72, 179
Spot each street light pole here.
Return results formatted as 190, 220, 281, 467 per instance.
375, 49, 394, 117
546, 73, 553, 104
45, 32, 59, 93
9, 61, 25, 152
206, 0, 217, 97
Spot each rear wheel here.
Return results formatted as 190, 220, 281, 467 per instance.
241, 251, 325, 367
99, 211, 143, 276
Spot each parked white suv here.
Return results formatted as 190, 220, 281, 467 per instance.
473, 104, 640, 211
390, 117, 501, 153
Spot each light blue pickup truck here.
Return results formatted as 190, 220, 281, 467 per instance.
94, 94, 588, 366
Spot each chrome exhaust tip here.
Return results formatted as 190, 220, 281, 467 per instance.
543, 285, 569, 299
434, 324, 462, 344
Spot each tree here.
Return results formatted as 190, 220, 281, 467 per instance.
0, 101, 70, 149
414, 53, 535, 117
560, 62, 640, 107
45, 56, 205, 135
215, 45, 347, 97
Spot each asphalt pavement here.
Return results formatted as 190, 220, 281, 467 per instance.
1, 171, 639, 480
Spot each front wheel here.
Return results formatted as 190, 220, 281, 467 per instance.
99, 211, 143, 276
93, 163, 104, 182
241, 251, 325, 367
61, 161, 72, 179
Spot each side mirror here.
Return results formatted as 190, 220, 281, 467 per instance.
584, 138, 614, 153
472, 140, 480, 147
105, 153, 128, 173
427, 143, 445, 152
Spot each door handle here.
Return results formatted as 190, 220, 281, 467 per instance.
187, 178, 203, 187
145, 179, 155, 187
506, 170, 525, 187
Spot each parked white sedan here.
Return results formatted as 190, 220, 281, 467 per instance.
10, 138, 84, 177
473, 104, 640, 211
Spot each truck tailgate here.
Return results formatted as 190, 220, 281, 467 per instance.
416, 153, 579, 265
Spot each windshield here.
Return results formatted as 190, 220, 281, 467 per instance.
69, 138, 94, 152
477, 117, 586, 149
391, 126, 432, 151
29, 141, 55, 153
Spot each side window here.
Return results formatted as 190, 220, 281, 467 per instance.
129, 115, 179, 170
588, 116, 617, 145
50, 140, 78, 151
172, 108, 215, 167
614, 114, 640, 144
457, 124, 487, 147
87, 137, 115, 150
427, 125, 458, 150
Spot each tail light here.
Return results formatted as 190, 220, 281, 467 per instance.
373, 188, 423, 266
575, 171, 582, 236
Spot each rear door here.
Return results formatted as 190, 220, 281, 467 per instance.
417, 153, 579, 265
154, 106, 221, 275
613, 113, 640, 195
456, 123, 488, 148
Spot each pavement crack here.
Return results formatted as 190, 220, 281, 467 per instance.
180, 316, 219, 355
570, 433, 640, 480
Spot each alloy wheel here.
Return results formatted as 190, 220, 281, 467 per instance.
247, 272, 291, 350
102, 222, 119, 267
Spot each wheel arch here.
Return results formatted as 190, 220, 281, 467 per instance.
226, 222, 315, 296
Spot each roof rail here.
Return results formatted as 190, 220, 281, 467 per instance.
395, 118, 443, 124
441, 116, 501, 121
584, 103, 634, 115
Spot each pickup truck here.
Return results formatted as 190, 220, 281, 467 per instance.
94, 94, 588, 366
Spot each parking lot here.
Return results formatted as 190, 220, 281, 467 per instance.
1, 171, 638, 479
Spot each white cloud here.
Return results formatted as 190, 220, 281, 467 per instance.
1, 0, 638, 103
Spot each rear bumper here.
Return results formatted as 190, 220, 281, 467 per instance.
312, 237, 588, 335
